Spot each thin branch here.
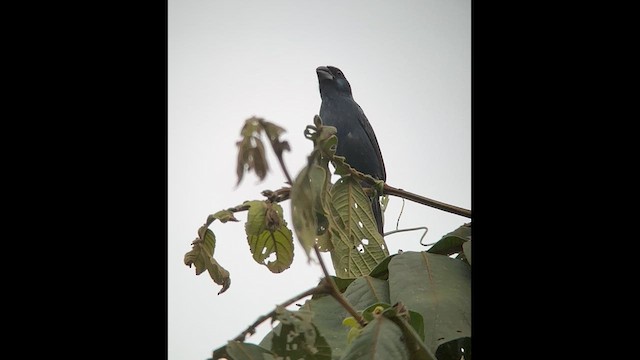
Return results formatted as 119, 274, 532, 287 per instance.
272, 174, 468, 219
383, 183, 471, 218
275, 151, 294, 185
340, 158, 471, 218
224, 245, 367, 343
211, 188, 291, 219
230, 283, 329, 343
313, 245, 367, 328
395, 197, 406, 230
260, 187, 291, 203
384, 226, 430, 245
225, 203, 251, 213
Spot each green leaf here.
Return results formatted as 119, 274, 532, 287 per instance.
271, 323, 331, 360
381, 302, 436, 360
312, 277, 354, 300
361, 303, 389, 322
435, 337, 471, 360
313, 114, 323, 128
327, 176, 389, 278
184, 230, 231, 294
405, 311, 425, 349
367, 254, 396, 280
462, 241, 471, 265
380, 195, 389, 213
262, 294, 348, 360
259, 252, 470, 359
245, 201, 294, 273
356, 302, 426, 352
248, 226, 294, 273
213, 341, 276, 360
331, 276, 356, 294
342, 317, 362, 344
342, 276, 390, 310
264, 277, 390, 359
270, 306, 331, 360
245, 200, 268, 235
329, 153, 385, 195
388, 252, 471, 355
290, 163, 331, 259
310, 116, 338, 149
330, 154, 352, 177
319, 133, 338, 161
427, 223, 471, 256
340, 316, 410, 360
342, 317, 360, 328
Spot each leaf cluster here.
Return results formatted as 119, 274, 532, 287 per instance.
184, 116, 392, 293
235, 116, 290, 185
184, 116, 472, 360
213, 226, 471, 360
291, 115, 389, 278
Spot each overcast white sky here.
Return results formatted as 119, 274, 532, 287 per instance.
168, 1, 470, 359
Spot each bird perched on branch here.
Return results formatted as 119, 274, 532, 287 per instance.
316, 65, 386, 236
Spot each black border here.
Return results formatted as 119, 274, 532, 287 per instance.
57, 1, 169, 357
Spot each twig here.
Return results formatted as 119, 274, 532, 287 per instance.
330, 146, 470, 219
383, 184, 471, 218
225, 203, 251, 213
384, 226, 430, 245
275, 151, 294, 185
260, 187, 291, 203
395, 198, 405, 231
313, 245, 367, 328
214, 188, 291, 219
224, 241, 366, 344
230, 283, 329, 343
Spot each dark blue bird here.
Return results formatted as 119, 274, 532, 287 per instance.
316, 65, 386, 236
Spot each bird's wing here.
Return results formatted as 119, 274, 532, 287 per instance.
356, 105, 386, 181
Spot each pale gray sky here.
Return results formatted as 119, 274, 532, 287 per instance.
168, 1, 470, 358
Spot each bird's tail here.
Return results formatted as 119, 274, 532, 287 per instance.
371, 195, 384, 236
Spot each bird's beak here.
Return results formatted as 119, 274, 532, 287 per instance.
316, 66, 333, 81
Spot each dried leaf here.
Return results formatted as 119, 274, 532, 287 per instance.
236, 117, 270, 185
184, 229, 231, 294
261, 120, 286, 144
206, 210, 239, 226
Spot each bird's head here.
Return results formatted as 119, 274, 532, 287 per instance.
316, 65, 353, 98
